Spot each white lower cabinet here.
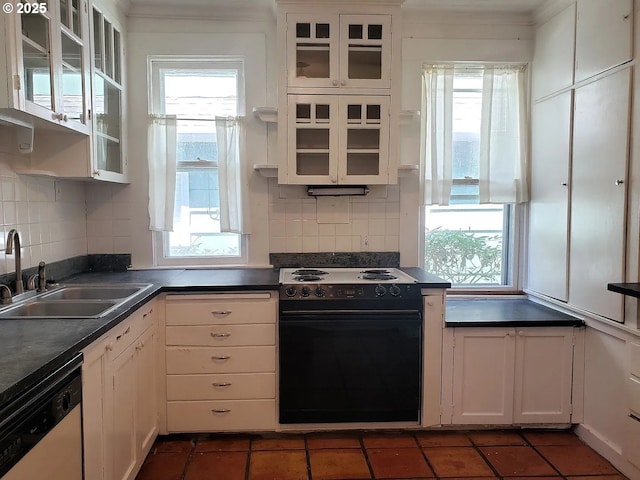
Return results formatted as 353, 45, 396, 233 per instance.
443, 326, 576, 425
81, 300, 158, 480
165, 292, 277, 432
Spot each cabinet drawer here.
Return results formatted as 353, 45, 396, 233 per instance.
166, 346, 276, 374
167, 400, 276, 432
166, 373, 276, 401
166, 324, 275, 347
629, 376, 640, 417
165, 294, 276, 326
108, 302, 156, 360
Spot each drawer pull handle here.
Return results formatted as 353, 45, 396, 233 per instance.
143, 309, 153, 318
211, 408, 231, 414
116, 327, 131, 340
211, 355, 231, 361
212, 310, 232, 316
211, 332, 231, 339
212, 382, 232, 387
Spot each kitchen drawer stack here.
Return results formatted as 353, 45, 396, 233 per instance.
164, 293, 277, 432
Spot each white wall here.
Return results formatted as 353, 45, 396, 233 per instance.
0, 152, 88, 274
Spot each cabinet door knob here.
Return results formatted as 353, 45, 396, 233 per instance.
332, 80, 338, 86
105, 342, 114, 351
561, 182, 568, 187
615, 179, 624, 186
340, 80, 346, 86
331, 175, 337, 183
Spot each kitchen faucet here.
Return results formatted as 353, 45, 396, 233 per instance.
5, 229, 24, 295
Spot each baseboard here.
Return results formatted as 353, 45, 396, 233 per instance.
574, 424, 640, 479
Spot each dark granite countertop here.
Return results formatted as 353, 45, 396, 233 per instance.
0, 268, 280, 409
0, 266, 446, 411
446, 298, 584, 327
608, 283, 640, 298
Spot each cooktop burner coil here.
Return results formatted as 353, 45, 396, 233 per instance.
292, 269, 328, 276
360, 273, 398, 281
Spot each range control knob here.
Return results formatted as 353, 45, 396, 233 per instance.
389, 285, 401, 297
284, 287, 297, 297
300, 286, 311, 297
314, 287, 326, 297
374, 285, 387, 297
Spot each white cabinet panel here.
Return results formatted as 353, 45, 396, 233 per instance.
448, 327, 576, 426
569, 68, 630, 322
531, 4, 575, 100
451, 328, 515, 424
528, 92, 572, 301
575, 0, 632, 82
513, 328, 574, 423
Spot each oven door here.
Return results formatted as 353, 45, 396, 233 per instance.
279, 310, 422, 424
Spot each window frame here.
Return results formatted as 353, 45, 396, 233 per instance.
421, 63, 524, 293
148, 56, 248, 267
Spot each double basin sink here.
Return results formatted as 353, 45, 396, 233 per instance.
0, 284, 153, 319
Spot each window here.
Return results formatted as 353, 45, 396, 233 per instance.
150, 58, 246, 265
422, 65, 526, 288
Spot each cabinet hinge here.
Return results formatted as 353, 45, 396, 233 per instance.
13, 75, 21, 90
569, 403, 573, 415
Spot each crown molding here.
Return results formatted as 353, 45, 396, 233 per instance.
127, 2, 275, 20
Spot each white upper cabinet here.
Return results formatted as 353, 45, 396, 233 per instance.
574, 0, 632, 83
286, 13, 391, 90
527, 91, 572, 301
286, 94, 390, 185
90, 3, 127, 182
0, 0, 92, 133
569, 68, 630, 322
531, 3, 575, 100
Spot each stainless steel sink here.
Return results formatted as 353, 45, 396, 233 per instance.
41, 284, 152, 301
0, 283, 153, 319
0, 300, 119, 319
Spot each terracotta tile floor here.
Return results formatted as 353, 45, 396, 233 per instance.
136, 429, 629, 480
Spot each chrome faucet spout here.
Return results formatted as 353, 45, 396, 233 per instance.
6, 229, 24, 294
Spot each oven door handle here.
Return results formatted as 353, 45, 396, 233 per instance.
279, 310, 421, 322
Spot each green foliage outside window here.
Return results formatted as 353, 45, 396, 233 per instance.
425, 229, 502, 285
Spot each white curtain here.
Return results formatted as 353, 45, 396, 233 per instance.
479, 67, 529, 204
422, 64, 528, 205
216, 116, 250, 234
422, 66, 454, 206
147, 115, 177, 231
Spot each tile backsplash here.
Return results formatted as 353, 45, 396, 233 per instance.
0, 159, 87, 275
268, 178, 401, 254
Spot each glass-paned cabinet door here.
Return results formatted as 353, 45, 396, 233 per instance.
286, 14, 339, 88
338, 96, 389, 184
288, 95, 339, 184
59, 0, 89, 125
20, 1, 54, 111
339, 15, 391, 89
91, 6, 125, 179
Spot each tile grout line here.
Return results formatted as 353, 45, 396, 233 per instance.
179, 436, 198, 480
468, 433, 508, 480
304, 435, 313, 480
413, 432, 440, 479
358, 434, 377, 480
